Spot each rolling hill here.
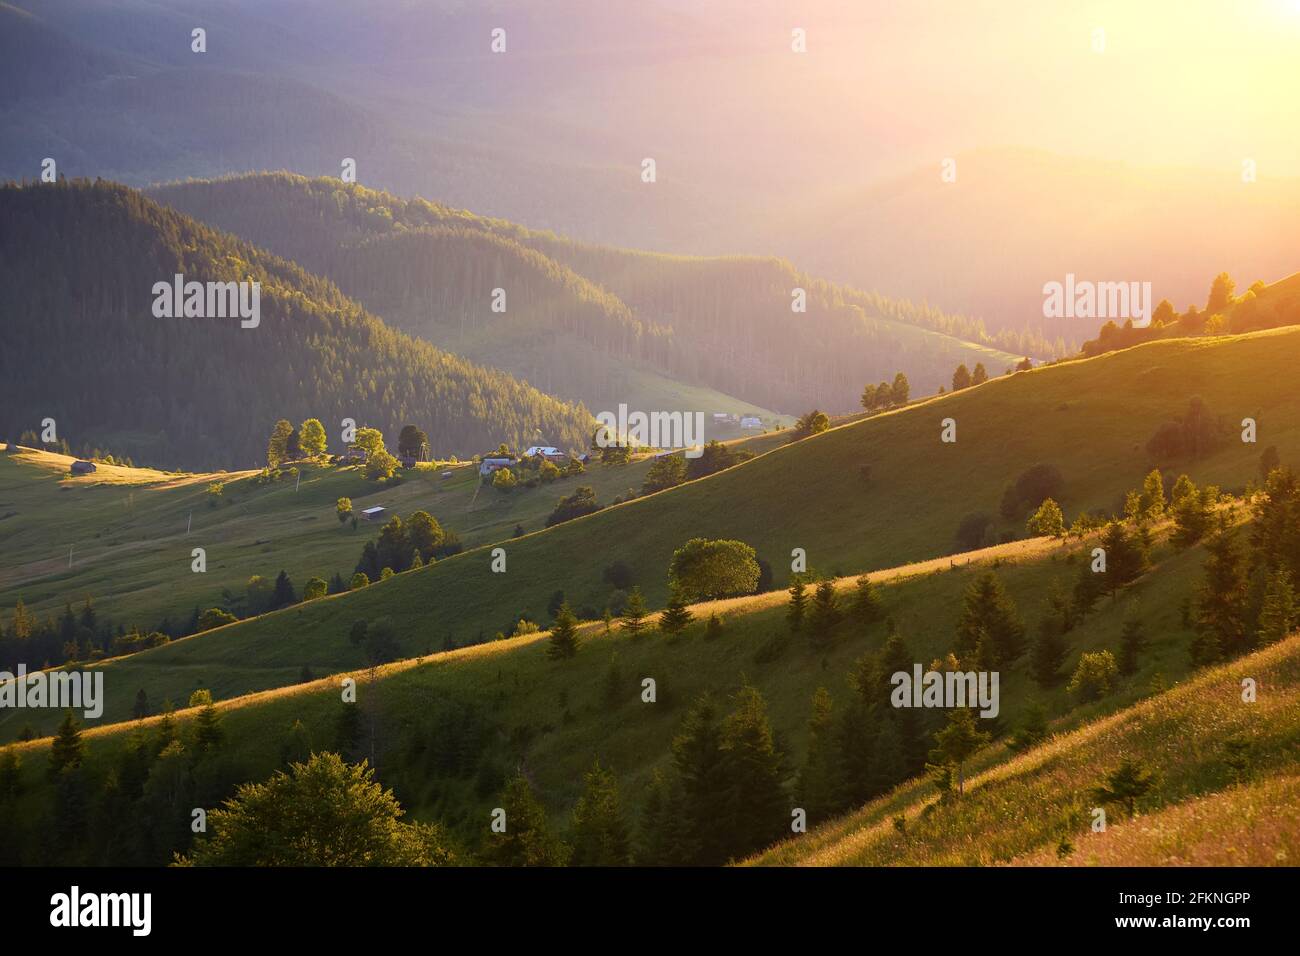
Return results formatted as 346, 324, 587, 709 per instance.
3, 324, 1297, 746
0, 496, 1284, 864
151, 173, 1026, 414
0, 180, 594, 469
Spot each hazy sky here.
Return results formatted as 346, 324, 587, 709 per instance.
612, 0, 1300, 186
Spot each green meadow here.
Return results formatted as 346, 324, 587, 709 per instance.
4, 327, 1295, 742
1, 428, 790, 627
0, 519, 1227, 854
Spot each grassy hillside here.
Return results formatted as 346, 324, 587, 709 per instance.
151, 173, 1025, 411
0, 431, 791, 626
3, 326, 1295, 745
0, 180, 594, 469
751, 631, 1300, 866
0, 514, 1235, 861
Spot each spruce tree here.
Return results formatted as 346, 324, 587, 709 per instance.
1091, 758, 1155, 817
954, 572, 1025, 665
0, 749, 21, 802
1117, 615, 1146, 675
704, 613, 724, 641
1100, 521, 1147, 596
1257, 570, 1296, 645
717, 685, 788, 860
1139, 468, 1166, 519
927, 707, 990, 797
1192, 518, 1250, 663
658, 590, 694, 638
49, 711, 86, 779
193, 702, 224, 754
547, 603, 579, 659
670, 694, 728, 864
333, 702, 361, 758
621, 587, 648, 637
1030, 618, 1068, 687
1073, 555, 1106, 617
271, 572, 297, 608
132, 688, 150, 720
808, 579, 841, 650
1008, 701, 1048, 751
787, 577, 808, 632
483, 774, 571, 867
637, 768, 688, 865
797, 687, 839, 821
570, 761, 631, 866
852, 574, 884, 625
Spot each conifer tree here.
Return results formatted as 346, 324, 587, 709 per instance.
808, 579, 841, 650
620, 587, 648, 637
669, 695, 728, 864
483, 774, 571, 867
954, 572, 1025, 665
658, 590, 694, 638
717, 685, 788, 860
787, 576, 808, 632
266, 419, 293, 467
797, 688, 839, 821
193, 702, 224, 754
927, 708, 989, 797
1030, 617, 1068, 687
570, 761, 631, 866
1073, 555, 1106, 617
704, 613, 724, 641
1100, 520, 1147, 595
547, 603, 579, 660
0, 748, 21, 802
1117, 614, 1146, 675
1257, 570, 1296, 645
49, 711, 85, 779
1091, 758, 1155, 817
1139, 468, 1166, 520
1192, 518, 1249, 663
852, 574, 884, 625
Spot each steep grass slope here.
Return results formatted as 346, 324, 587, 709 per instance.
0, 520, 1228, 857
752, 632, 1300, 866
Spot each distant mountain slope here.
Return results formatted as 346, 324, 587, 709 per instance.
0, 181, 593, 468
0, 2, 134, 103
153, 173, 1024, 412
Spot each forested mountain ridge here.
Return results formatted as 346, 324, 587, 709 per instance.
0, 180, 594, 469
152, 173, 1026, 412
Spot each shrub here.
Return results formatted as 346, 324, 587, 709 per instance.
1067, 650, 1119, 701
668, 538, 761, 602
